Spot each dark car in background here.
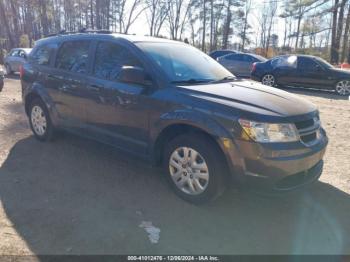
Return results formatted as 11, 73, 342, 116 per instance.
4, 48, 32, 75
21, 32, 328, 203
209, 49, 239, 60
251, 54, 350, 96
217, 53, 267, 78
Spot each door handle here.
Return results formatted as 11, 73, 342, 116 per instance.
87, 84, 102, 92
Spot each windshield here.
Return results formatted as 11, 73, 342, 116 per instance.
314, 57, 334, 69
136, 42, 234, 83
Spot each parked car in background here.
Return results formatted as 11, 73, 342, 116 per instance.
21, 32, 328, 203
0, 67, 4, 91
209, 50, 239, 60
251, 54, 350, 96
218, 53, 267, 78
4, 48, 32, 74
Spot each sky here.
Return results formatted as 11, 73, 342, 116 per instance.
127, 0, 285, 47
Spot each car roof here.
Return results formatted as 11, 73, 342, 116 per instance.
272, 54, 318, 60
35, 33, 185, 47
210, 49, 239, 54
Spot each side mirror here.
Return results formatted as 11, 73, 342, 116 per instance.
118, 66, 152, 87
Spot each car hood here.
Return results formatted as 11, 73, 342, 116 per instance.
177, 80, 317, 118
330, 68, 350, 77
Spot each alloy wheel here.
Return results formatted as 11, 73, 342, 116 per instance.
261, 74, 275, 86
335, 80, 350, 96
169, 147, 209, 195
31, 105, 47, 136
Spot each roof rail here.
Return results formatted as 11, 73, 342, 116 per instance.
45, 28, 113, 38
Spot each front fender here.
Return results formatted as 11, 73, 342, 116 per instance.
152, 109, 231, 140
150, 109, 245, 179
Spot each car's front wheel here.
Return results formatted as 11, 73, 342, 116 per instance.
29, 99, 55, 141
163, 134, 228, 204
335, 80, 350, 96
261, 74, 275, 87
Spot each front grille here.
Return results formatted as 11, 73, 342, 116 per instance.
295, 119, 314, 129
294, 117, 319, 145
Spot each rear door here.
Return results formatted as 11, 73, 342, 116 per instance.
48, 40, 93, 127
83, 40, 150, 154
271, 56, 298, 85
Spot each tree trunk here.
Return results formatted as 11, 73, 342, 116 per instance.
222, 1, 231, 49
0, 0, 15, 47
334, 0, 348, 64
341, 4, 350, 62
330, 0, 339, 64
201, 0, 206, 52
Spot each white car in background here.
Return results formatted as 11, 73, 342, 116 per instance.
4, 48, 32, 75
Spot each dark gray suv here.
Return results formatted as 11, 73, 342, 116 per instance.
21, 32, 328, 203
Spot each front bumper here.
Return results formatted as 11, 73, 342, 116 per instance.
221, 128, 328, 191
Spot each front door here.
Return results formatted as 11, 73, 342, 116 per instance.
84, 41, 151, 155
295, 56, 332, 89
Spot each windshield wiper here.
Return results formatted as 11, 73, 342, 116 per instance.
171, 78, 213, 84
211, 76, 237, 83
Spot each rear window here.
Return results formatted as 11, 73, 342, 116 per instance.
55, 41, 91, 74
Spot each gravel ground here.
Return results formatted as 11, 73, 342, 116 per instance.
0, 77, 349, 255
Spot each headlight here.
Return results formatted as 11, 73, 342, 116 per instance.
239, 119, 299, 143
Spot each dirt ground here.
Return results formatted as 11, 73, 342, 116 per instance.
0, 77, 349, 255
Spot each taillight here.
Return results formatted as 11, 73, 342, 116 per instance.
251, 62, 257, 72
19, 65, 24, 78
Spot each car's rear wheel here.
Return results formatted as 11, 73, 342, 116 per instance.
261, 74, 275, 87
5, 64, 12, 75
335, 80, 350, 96
163, 133, 228, 204
29, 99, 55, 141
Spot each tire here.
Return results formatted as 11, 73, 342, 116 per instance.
335, 80, 350, 96
261, 74, 275, 87
28, 98, 55, 141
5, 64, 12, 75
163, 133, 228, 204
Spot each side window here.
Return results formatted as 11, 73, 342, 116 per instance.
298, 57, 318, 71
56, 41, 90, 74
272, 56, 297, 68
31, 46, 51, 65
227, 54, 241, 61
242, 55, 253, 62
10, 50, 19, 57
93, 42, 142, 81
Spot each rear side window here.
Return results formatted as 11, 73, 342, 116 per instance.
227, 54, 243, 61
31, 46, 51, 65
93, 42, 142, 81
56, 41, 90, 74
271, 56, 297, 68
242, 55, 254, 62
